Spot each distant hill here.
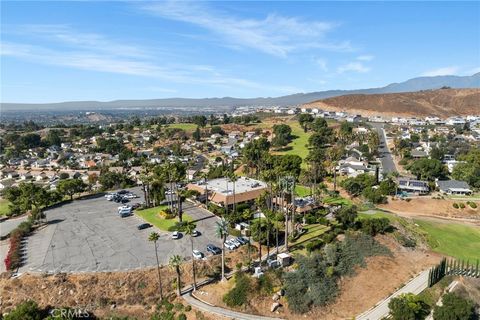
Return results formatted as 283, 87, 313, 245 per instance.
1, 73, 479, 111
304, 88, 480, 117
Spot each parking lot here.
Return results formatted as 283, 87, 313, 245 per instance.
19, 187, 223, 273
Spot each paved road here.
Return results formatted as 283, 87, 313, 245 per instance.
369, 122, 397, 174
183, 292, 283, 320
18, 188, 222, 273
356, 270, 429, 320
0, 215, 28, 238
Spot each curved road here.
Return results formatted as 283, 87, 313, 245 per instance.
356, 270, 430, 320
183, 292, 283, 320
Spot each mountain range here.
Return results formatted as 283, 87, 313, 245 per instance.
2, 73, 479, 111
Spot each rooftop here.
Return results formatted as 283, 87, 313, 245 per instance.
194, 176, 267, 195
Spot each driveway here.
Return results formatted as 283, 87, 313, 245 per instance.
369, 122, 397, 174
356, 270, 429, 320
18, 188, 222, 273
0, 215, 28, 238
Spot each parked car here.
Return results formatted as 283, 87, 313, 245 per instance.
192, 230, 200, 237
106, 194, 114, 201
192, 250, 203, 259
236, 236, 248, 245
125, 193, 137, 199
121, 197, 129, 204
171, 231, 180, 239
137, 223, 152, 230
230, 238, 241, 247
206, 244, 221, 255
224, 240, 236, 250
131, 203, 141, 209
117, 190, 129, 195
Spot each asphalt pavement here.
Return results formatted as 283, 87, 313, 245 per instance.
356, 270, 430, 320
369, 122, 398, 174
18, 188, 222, 273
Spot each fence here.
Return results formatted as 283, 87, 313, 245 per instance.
428, 258, 480, 287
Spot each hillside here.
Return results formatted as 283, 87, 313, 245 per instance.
304, 88, 480, 117
2, 73, 479, 110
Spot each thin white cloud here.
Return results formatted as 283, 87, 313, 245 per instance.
337, 62, 370, 74
141, 1, 351, 57
356, 55, 374, 61
313, 58, 328, 71
421, 66, 459, 77
0, 37, 298, 95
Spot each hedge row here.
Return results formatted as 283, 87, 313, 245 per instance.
4, 220, 33, 271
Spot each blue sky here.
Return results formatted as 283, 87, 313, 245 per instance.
1, 1, 479, 103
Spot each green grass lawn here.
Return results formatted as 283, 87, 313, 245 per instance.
295, 185, 311, 197
323, 196, 353, 206
358, 211, 480, 261
413, 219, 480, 261
0, 199, 11, 216
135, 205, 193, 231
274, 121, 311, 160
291, 224, 330, 246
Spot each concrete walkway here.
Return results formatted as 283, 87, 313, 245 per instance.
356, 270, 430, 320
183, 292, 283, 320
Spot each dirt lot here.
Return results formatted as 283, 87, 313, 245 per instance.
0, 244, 259, 317
380, 197, 480, 223
195, 235, 442, 319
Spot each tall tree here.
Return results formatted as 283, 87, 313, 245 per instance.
169, 254, 183, 297
215, 218, 229, 281
148, 232, 163, 299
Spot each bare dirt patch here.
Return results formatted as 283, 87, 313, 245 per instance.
194, 235, 442, 319
379, 197, 480, 222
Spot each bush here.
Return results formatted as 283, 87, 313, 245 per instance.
459, 203, 465, 209
389, 293, 430, 320
306, 239, 324, 252
453, 203, 459, 209
184, 305, 191, 312
177, 313, 187, 320
467, 201, 477, 209
223, 272, 250, 307
433, 293, 475, 320
3, 300, 45, 320
360, 218, 391, 236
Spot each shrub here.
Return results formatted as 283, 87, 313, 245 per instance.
306, 239, 324, 252
184, 305, 192, 312
223, 272, 250, 307
4, 300, 45, 320
459, 203, 465, 209
177, 313, 187, 320
453, 203, 459, 209
389, 293, 430, 320
433, 293, 475, 320
360, 218, 391, 236
468, 201, 477, 209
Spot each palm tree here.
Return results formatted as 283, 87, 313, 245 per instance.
229, 173, 238, 221
169, 255, 183, 296
148, 232, 163, 299
215, 218, 229, 281
200, 172, 209, 209
182, 221, 198, 290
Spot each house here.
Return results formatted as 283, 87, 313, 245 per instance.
397, 178, 429, 194
411, 150, 428, 159
20, 171, 33, 180
187, 176, 267, 208
436, 180, 472, 195
0, 179, 15, 191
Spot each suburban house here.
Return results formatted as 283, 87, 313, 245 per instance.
397, 178, 429, 194
187, 176, 267, 208
411, 150, 428, 159
337, 156, 373, 177
436, 180, 472, 195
